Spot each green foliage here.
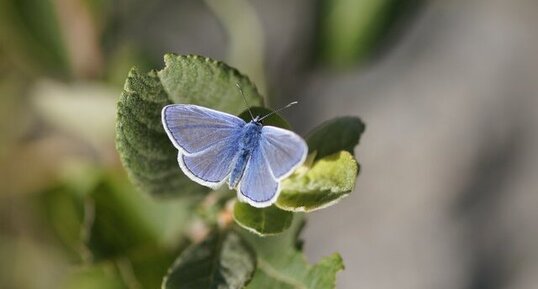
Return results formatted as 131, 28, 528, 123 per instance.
158, 54, 263, 114
278, 151, 358, 212
32, 168, 191, 289
241, 218, 344, 289
117, 68, 204, 197
274, 117, 364, 212
233, 203, 293, 236
162, 231, 256, 289
319, 0, 393, 66
35, 183, 86, 260
115, 54, 365, 289
318, 0, 423, 67
117, 54, 265, 198
307, 116, 365, 160
0, 0, 70, 75
85, 173, 191, 262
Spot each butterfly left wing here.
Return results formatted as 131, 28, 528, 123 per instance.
238, 126, 307, 207
162, 104, 245, 189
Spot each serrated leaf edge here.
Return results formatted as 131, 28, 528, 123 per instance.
276, 151, 359, 213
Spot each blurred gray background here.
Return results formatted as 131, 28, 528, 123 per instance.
300, 1, 538, 289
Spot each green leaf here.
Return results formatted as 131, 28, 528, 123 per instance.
277, 151, 358, 212
162, 230, 256, 289
116, 68, 207, 197
307, 116, 365, 160
274, 117, 364, 212
240, 217, 344, 289
233, 202, 293, 236
117, 54, 266, 198
158, 54, 264, 114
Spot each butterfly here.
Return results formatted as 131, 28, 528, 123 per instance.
161, 102, 307, 208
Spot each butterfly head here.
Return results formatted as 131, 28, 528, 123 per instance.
251, 115, 263, 125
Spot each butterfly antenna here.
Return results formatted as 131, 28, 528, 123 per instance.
236, 83, 255, 120
259, 101, 298, 121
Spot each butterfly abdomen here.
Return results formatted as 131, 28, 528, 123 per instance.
228, 121, 262, 188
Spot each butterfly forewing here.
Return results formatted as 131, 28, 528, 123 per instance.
162, 104, 244, 188
162, 104, 245, 154
259, 126, 308, 180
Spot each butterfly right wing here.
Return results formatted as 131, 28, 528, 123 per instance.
258, 125, 308, 180
162, 104, 245, 188
237, 126, 308, 208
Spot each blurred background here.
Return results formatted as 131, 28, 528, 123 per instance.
1, 0, 537, 289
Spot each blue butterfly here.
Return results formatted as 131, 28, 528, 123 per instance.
161, 103, 307, 208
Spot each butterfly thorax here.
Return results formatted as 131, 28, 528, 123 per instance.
228, 121, 262, 188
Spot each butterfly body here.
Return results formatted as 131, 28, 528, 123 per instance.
162, 104, 307, 208
228, 120, 262, 188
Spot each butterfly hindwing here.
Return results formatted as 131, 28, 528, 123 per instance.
162, 104, 244, 188
179, 136, 243, 188
238, 144, 279, 207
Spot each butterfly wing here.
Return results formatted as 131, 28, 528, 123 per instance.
162, 104, 245, 188
238, 125, 308, 207
162, 104, 245, 154
259, 126, 308, 179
